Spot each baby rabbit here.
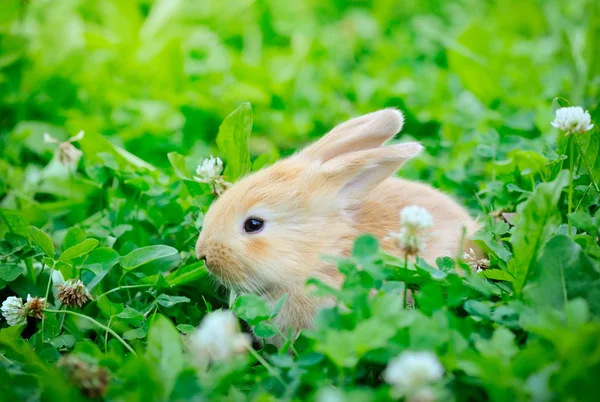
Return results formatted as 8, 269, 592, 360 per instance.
195, 109, 479, 343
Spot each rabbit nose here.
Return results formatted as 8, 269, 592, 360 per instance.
196, 247, 206, 261
195, 237, 206, 261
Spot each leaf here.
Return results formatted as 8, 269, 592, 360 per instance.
167, 152, 207, 196
482, 269, 515, 282
508, 171, 569, 294
436, 256, 456, 272
63, 227, 86, 250
415, 257, 447, 279
176, 324, 195, 334
50, 334, 76, 349
112, 224, 133, 238
97, 296, 124, 316
165, 261, 208, 287
525, 363, 559, 402
464, 300, 492, 320
297, 353, 324, 367
233, 294, 270, 325
471, 232, 512, 263
84, 247, 120, 274
568, 211, 597, 235
83, 247, 120, 290
202, 296, 213, 313
0, 264, 23, 282
254, 321, 277, 338
0, 208, 28, 237
574, 130, 600, 193
271, 294, 288, 318
216, 103, 252, 181
524, 235, 600, 315
146, 315, 184, 400
120, 245, 179, 271
352, 235, 379, 260
123, 328, 148, 340
117, 308, 145, 327
0, 326, 74, 399
315, 330, 358, 368
167, 152, 192, 180
446, 23, 500, 104
28, 226, 55, 258
140, 0, 183, 39
156, 294, 190, 308
565, 298, 590, 328
270, 354, 294, 368
474, 327, 518, 362
4, 233, 28, 249
252, 151, 279, 171
59, 239, 99, 262
352, 317, 397, 357
416, 283, 446, 315
80, 130, 156, 173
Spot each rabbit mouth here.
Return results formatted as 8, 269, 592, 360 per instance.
204, 260, 250, 288
203, 260, 228, 281
205, 262, 275, 295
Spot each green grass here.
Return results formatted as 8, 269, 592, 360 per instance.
1, 0, 600, 401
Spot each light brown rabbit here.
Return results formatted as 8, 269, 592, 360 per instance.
195, 109, 479, 344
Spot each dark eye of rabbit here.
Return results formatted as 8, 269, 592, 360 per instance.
244, 218, 264, 233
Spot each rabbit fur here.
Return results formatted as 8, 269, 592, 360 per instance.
195, 109, 479, 345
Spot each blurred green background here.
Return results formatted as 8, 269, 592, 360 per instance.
1, 0, 599, 219
1, 4, 600, 398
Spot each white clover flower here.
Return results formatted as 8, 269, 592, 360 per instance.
44, 130, 85, 167
187, 310, 251, 368
551, 106, 594, 135
196, 155, 224, 179
1, 296, 27, 326
51, 269, 66, 300
193, 155, 231, 196
400, 206, 435, 229
25, 294, 46, 319
384, 351, 444, 397
463, 248, 490, 273
387, 206, 434, 255
407, 387, 437, 402
56, 279, 93, 307
315, 387, 345, 402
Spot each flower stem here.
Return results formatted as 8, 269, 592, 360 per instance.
93, 284, 156, 302
44, 309, 137, 356
568, 137, 574, 236
574, 183, 592, 212
275, 325, 298, 356
40, 263, 52, 341
58, 304, 67, 332
403, 253, 408, 309
0, 352, 13, 365
105, 316, 114, 353
246, 345, 286, 387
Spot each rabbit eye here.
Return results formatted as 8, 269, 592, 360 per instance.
244, 218, 264, 233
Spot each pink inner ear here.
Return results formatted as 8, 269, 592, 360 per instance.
337, 163, 392, 206
299, 109, 406, 162
317, 137, 382, 163
330, 142, 423, 208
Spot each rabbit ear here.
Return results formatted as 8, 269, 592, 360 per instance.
298, 109, 404, 162
320, 142, 423, 209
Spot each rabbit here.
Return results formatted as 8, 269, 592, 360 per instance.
195, 108, 479, 345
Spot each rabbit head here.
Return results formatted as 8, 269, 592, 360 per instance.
195, 109, 422, 294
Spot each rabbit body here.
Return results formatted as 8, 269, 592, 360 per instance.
195, 109, 478, 344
